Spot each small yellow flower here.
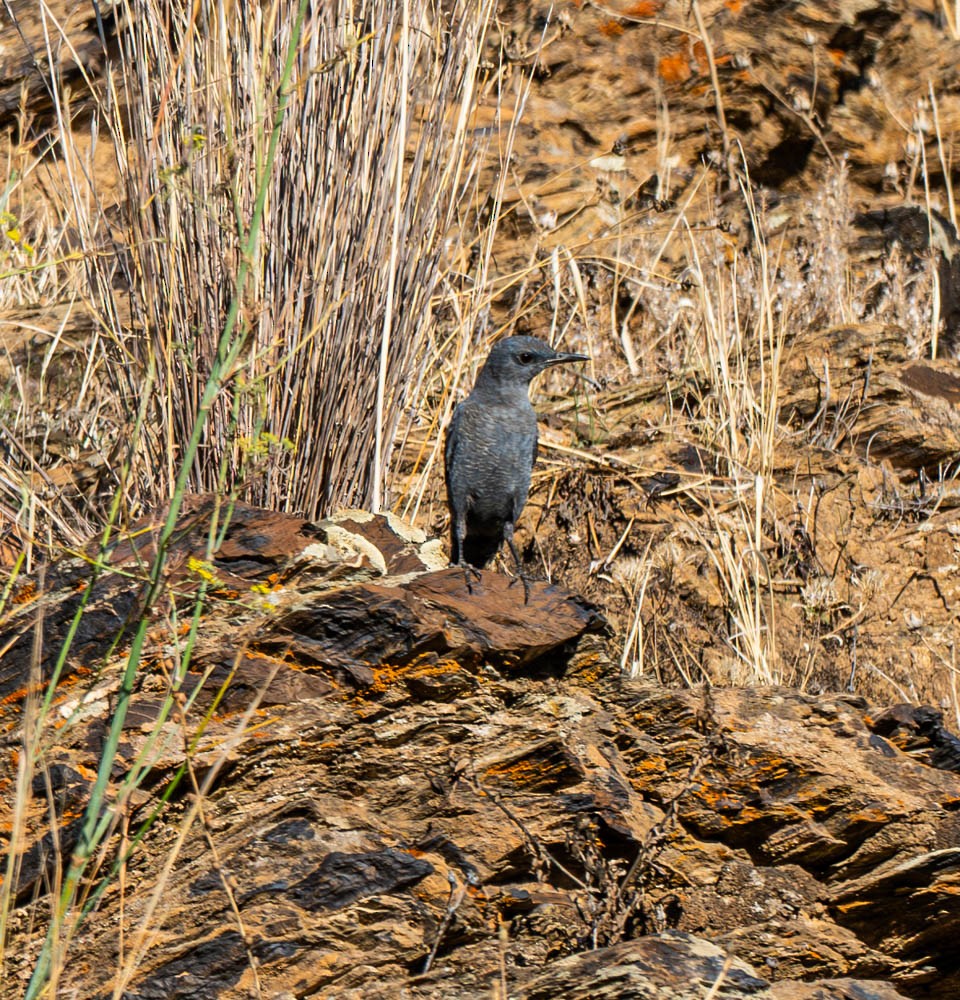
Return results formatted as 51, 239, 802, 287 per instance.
187, 556, 219, 583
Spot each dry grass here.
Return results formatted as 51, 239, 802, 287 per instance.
1, 0, 496, 547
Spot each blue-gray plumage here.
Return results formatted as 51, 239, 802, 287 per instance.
444, 336, 589, 593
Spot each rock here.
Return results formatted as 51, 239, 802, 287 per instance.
867, 704, 960, 772
778, 323, 960, 472
260, 567, 603, 686
0, 498, 451, 701
3, 503, 959, 998
515, 931, 912, 999
515, 931, 770, 999
0, 1, 110, 116
853, 207, 960, 355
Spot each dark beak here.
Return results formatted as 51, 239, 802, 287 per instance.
545, 351, 590, 367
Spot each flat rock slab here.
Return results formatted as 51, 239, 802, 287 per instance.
516, 932, 911, 1000
260, 568, 605, 684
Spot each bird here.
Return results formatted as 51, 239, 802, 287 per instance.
444, 335, 589, 599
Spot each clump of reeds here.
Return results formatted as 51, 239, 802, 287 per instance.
113, 0, 493, 518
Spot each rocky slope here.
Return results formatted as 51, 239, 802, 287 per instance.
3, 503, 960, 997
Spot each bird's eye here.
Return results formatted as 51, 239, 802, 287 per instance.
517, 351, 534, 364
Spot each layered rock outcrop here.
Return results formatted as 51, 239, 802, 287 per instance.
2, 505, 958, 997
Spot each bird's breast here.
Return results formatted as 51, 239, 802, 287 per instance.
451, 400, 537, 520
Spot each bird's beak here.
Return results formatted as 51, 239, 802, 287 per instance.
545, 351, 590, 367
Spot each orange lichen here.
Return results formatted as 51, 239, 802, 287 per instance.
624, 0, 661, 15
570, 652, 606, 684
834, 901, 872, 915
483, 756, 561, 786
251, 724, 279, 738
599, 19, 625, 37
753, 759, 792, 780
723, 0, 743, 11
635, 758, 668, 774
247, 649, 286, 662
367, 663, 404, 694
848, 808, 893, 824
1, 686, 30, 706
367, 655, 466, 695
658, 52, 692, 83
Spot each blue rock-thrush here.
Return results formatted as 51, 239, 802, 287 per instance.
444, 335, 589, 596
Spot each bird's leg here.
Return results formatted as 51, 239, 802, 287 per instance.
458, 558, 482, 593
503, 523, 531, 604
451, 512, 482, 593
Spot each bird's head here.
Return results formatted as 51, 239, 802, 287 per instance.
475, 335, 589, 390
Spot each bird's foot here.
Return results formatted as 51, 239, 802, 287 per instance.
507, 569, 533, 605
503, 534, 533, 604
456, 560, 483, 594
